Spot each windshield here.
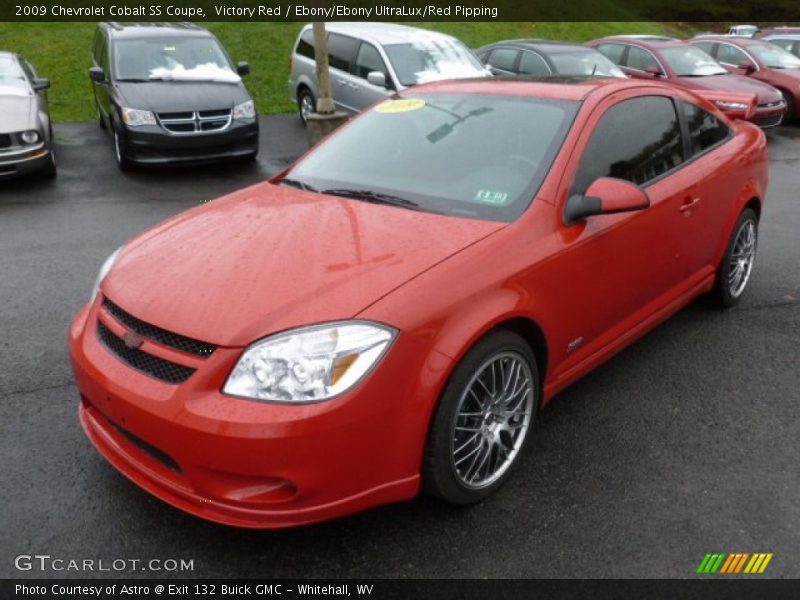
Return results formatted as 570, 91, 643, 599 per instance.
549, 49, 626, 77
661, 46, 728, 76
283, 94, 578, 222
383, 39, 487, 86
0, 56, 27, 89
749, 43, 800, 68
113, 37, 239, 82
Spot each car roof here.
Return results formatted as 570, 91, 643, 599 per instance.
309, 22, 458, 45
100, 22, 211, 39
480, 39, 596, 53
407, 76, 669, 102
691, 35, 770, 46
762, 33, 800, 40
591, 36, 689, 50
0, 51, 17, 60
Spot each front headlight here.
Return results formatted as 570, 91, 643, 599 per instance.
223, 322, 396, 403
20, 130, 40, 144
713, 100, 749, 111
90, 247, 121, 303
233, 100, 256, 120
121, 107, 157, 127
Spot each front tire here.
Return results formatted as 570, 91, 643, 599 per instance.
297, 87, 315, 125
780, 90, 794, 124
41, 147, 57, 179
113, 127, 133, 172
423, 330, 539, 505
713, 208, 758, 308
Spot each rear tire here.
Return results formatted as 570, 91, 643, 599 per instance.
712, 208, 758, 308
423, 329, 539, 505
297, 87, 315, 125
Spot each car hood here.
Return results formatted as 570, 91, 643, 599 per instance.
0, 85, 36, 133
676, 73, 783, 104
114, 81, 251, 113
103, 183, 505, 347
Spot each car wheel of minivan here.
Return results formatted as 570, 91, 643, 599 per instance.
713, 208, 759, 308
113, 127, 133, 172
423, 329, 539, 505
297, 87, 315, 124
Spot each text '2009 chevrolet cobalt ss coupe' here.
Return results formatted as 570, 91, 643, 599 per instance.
69, 77, 768, 528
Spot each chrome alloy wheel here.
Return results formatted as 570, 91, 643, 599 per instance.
450, 352, 534, 489
728, 219, 757, 299
300, 93, 315, 121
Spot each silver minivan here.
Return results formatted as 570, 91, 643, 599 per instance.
288, 22, 490, 122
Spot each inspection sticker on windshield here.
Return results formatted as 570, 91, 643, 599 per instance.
475, 190, 510, 206
375, 98, 426, 113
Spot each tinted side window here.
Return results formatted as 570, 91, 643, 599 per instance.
487, 48, 519, 72
626, 46, 659, 71
519, 51, 550, 75
296, 29, 314, 59
571, 96, 684, 195
594, 43, 626, 65
716, 43, 748, 66
682, 101, 731, 155
768, 38, 794, 52
353, 42, 387, 80
327, 33, 358, 72
692, 41, 715, 55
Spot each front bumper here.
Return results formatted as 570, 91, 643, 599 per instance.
69, 299, 450, 528
0, 143, 52, 178
749, 102, 787, 129
121, 119, 259, 166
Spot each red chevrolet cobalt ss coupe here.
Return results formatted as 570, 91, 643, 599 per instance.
69, 77, 768, 528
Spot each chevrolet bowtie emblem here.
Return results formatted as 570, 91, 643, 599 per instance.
122, 331, 145, 349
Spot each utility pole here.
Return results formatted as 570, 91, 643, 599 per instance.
305, 21, 349, 146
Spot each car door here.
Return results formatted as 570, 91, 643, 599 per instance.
349, 41, 393, 111
326, 33, 361, 114
92, 30, 112, 123
544, 92, 694, 378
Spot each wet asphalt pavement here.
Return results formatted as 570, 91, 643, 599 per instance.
0, 117, 798, 579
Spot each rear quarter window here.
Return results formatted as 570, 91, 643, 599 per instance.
295, 29, 314, 59
682, 101, 731, 156
327, 33, 358, 72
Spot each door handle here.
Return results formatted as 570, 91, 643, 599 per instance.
680, 197, 701, 212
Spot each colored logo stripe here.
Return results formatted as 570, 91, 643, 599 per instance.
697, 553, 773, 574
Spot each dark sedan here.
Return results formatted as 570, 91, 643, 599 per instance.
0, 52, 56, 179
475, 40, 626, 78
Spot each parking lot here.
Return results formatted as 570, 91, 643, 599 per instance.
1, 116, 798, 579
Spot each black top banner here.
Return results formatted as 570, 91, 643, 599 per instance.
4, 0, 800, 22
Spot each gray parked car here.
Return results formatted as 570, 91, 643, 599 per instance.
288, 22, 490, 122
762, 34, 800, 58
0, 51, 56, 179
475, 40, 627, 78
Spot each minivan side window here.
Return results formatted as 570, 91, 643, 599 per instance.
594, 43, 626, 65
682, 101, 731, 156
353, 42, 388, 81
296, 29, 315, 59
327, 33, 359, 72
571, 96, 684, 195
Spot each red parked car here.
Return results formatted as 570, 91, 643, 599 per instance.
69, 78, 768, 528
589, 36, 787, 128
690, 36, 800, 121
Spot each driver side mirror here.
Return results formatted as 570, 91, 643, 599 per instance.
367, 71, 387, 88
737, 59, 756, 73
89, 66, 105, 83
645, 65, 664, 77
237, 61, 251, 76
564, 177, 650, 225
31, 78, 50, 91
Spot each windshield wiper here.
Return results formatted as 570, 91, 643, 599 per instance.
279, 177, 317, 192
322, 188, 424, 211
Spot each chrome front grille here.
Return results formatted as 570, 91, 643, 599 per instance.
157, 109, 232, 135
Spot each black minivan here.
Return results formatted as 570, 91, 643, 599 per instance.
90, 22, 258, 170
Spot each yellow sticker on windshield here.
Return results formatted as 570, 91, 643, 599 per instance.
375, 98, 426, 113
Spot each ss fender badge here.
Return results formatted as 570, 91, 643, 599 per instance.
122, 331, 145, 349
567, 337, 584, 353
